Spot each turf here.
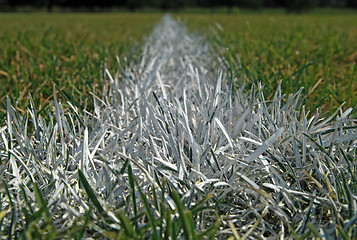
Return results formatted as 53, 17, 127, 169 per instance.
0, 13, 162, 123
178, 13, 357, 115
1, 12, 356, 119
1, 14, 357, 239
0, 11, 357, 239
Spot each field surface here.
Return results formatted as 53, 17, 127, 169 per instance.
0, 13, 161, 123
179, 13, 357, 114
1, 12, 356, 118
1, 12, 357, 122
0, 11, 357, 239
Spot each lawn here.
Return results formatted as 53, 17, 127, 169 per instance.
0, 13, 162, 123
179, 12, 357, 115
1, 12, 356, 119
0, 11, 356, 239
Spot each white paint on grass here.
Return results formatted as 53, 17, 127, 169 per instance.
1, 15, 356, 238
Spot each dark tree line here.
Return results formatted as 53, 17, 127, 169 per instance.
1, 0, 356, 12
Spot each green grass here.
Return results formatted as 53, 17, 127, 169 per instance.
179, 13, 357, 115
1, 12, 356, 119
1, 11, 357, 239
0, 13, 162, 124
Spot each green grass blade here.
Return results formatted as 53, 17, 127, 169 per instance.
171, 189, 195, 240
117, 211, 136, 239
133, 169, 158, 240
3, 181, 15, 240
127, 164, 138, 219
78, 169, 105, 216
33, 182, 52, 222
75, 206, 93, 240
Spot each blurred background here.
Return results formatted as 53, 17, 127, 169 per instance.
0, 0, 356, 122
1, 0, 357, 13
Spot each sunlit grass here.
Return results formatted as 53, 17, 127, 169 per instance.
179, 13, 357, 114
0, 13, 162, 124
1, 13, 356, 239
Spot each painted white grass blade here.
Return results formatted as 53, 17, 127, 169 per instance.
8, 149, 34, 183
9, 153, 21, 185
214, 117, 234, 154
245, 127, 284, 162
80, 128, 88, 173
53, 85, 64, 143
6, 97, 13, 150
157, 71, 167, 100
338, 107, 352, 120
239, 136, 262, 146
1, 14, 357, 240
89, 129, 107, 160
